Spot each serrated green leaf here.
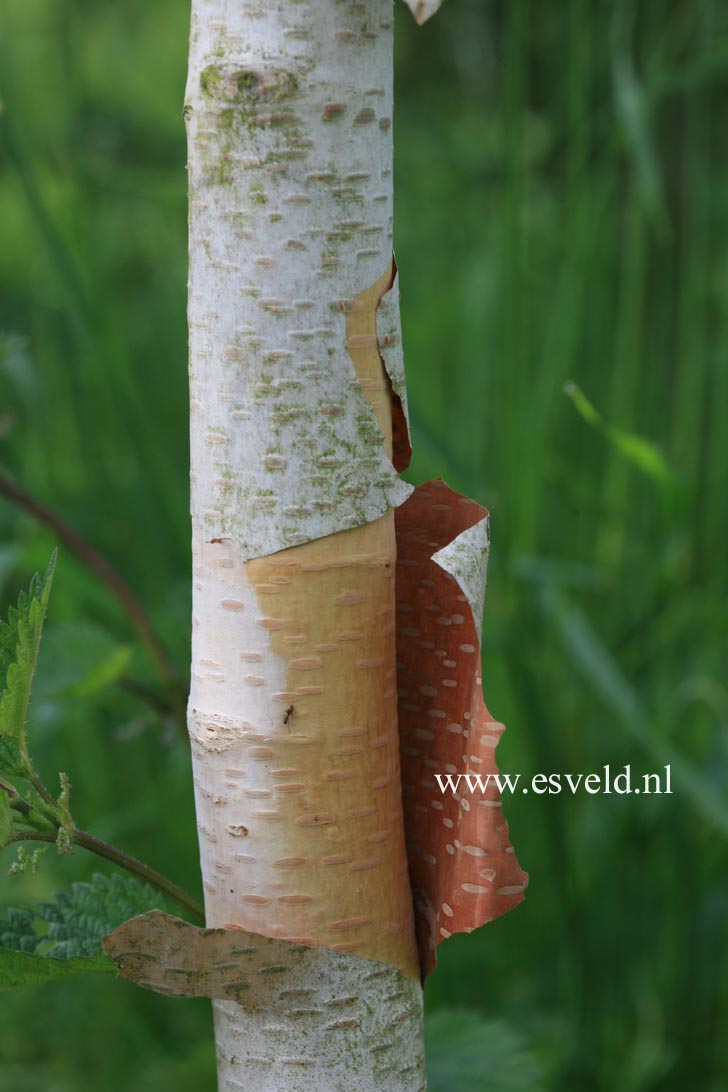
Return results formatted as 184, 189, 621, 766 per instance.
0, 556, 54, 691
0, 735, 25, 777
0, 552, 56, 755
0, 872, 165, 959
0, 946, 115, 989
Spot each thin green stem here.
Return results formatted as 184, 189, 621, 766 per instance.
72, 829, 204, 921
27, 767, 58, 811
12, 828, 204, 923
1, 782, 56, 831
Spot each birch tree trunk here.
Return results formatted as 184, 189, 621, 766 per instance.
185, 1, 426, 1088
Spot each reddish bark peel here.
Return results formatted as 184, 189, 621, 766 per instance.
395, 480, 528, 977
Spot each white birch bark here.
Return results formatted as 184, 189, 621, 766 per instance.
184, 1, 426, 1088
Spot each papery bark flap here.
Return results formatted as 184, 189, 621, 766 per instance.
395, 480, 527, 976
103, 910, 422, 1012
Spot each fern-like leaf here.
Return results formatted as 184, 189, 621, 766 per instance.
0, 872, 165, 960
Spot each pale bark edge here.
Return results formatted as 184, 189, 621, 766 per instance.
402, 0, 446, 25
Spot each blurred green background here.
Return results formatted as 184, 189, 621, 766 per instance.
1, 0, 727, 1088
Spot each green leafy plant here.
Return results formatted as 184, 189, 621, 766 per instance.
0, 873, 163, 959
0, 554, 203, 990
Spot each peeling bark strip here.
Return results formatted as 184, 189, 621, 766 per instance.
103, 912, 426, 1090
395, 481, 528, 977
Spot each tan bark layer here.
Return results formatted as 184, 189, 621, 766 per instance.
192, 513, 417, 977
189, 266, 418, 978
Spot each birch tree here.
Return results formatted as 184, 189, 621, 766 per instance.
184, 3, 424, 1085
168, 0, 524, 1087
0, 2, 525, 1090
